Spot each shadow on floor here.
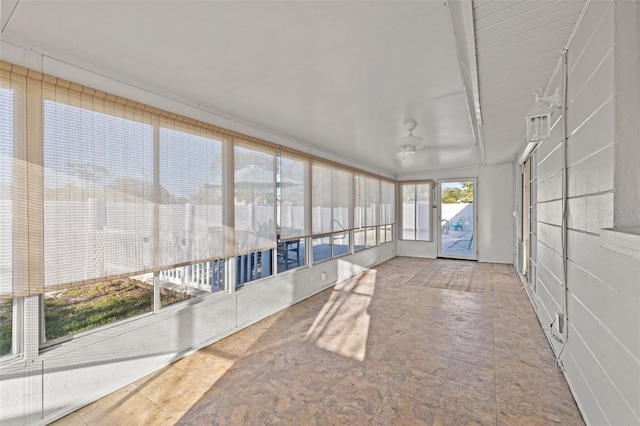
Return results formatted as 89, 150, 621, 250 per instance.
54, 257, 584, 426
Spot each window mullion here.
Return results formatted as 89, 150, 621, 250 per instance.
413, 184, 418, 241
152, 124, 160, 312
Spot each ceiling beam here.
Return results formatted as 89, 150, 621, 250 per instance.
447, 0, 486, 167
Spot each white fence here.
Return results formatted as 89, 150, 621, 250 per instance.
39, 201, 264, 286
158, 259, 225, 292
402, 202, 431, 235
3, 200, 393, 291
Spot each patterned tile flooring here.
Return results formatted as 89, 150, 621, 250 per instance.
53, 257, 584, 425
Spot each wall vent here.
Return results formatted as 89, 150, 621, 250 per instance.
527, 113, 551, 142
525, 87, 561, 142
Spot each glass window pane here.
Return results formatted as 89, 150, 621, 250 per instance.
365, 176, 380, 227
279, 152, 309, 239
401, 184, 416, 240
0, 299, 12, 356
312, 164, 332, 234
333, 231, 350, 257
43, 99, 154, 287
0, 87, 12, 297
159, 126, 224, 266
380, 180, 395, 225
353, 229, 365, 251
234, 142, 276, 254
365, 227, 377, 248
277, 238, 305, 273
312, 236, 331, 263
236, 249, 273, 287
43, 278, 155, 343
416, 183, 431, 241
332, 169, 352, 231
401, 182, 431, 241
157, 259, 225, 308
353, 174, 365, 229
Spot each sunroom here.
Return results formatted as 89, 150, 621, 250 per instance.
0, 1, 638, 425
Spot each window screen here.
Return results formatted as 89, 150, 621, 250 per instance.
279, 149, 309, 240
0, 86, 13, 296
380, 180, 396, 226
159, 122, 226, 265
43, 94, 154, 288
234, 139, 276, 254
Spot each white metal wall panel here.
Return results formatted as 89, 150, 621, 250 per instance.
567, 292, 640, 425
569, 261, 640, 359
566, 146, 615, 197
536, 238, 564, 286
566, 1, 614, 86
566, 52, 615, 135
537, 198, 562, 226
568, 194, 615, 235
568, 230, 640, 304
535, 259, 563, 307
536, 172, 562, 203
566, 99, 613, 165
560, 347, 608, 425
529, 1, 640, 423
536, 221, 562, 254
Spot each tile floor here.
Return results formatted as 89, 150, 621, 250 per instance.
53, 257, 584, 425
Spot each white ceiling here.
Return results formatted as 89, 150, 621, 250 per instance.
474, 0, 586, 164
0, 0, 585, 177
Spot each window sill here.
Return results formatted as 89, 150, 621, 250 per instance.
600, 227, 640, 260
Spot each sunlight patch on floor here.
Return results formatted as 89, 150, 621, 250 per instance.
305, 268, 377, 361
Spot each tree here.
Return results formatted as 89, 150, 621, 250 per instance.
442, 187, 462, 203
442, 181, 473, 204
105, 178, 173, 203
461, 181, 474, 202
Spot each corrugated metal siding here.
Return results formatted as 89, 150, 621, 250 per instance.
530, 1, 640, 424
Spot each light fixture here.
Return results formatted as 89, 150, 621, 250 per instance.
526, 87, 562, 142
398, 120, 423, 154
518, 141, 537, 165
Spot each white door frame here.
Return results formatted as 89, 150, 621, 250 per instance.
437, 178, 478, 260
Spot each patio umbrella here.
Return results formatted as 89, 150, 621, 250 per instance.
207, 165, 279, 190
206, 165, 301, 232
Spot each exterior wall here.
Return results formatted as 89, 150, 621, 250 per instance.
527, 2, 640, 424
397, 162, 514, 263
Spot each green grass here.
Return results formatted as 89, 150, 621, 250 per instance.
44, 279, 154, 342
0, 279, 193, 352
0, 299, 12, 356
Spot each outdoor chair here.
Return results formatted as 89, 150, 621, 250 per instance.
451, 216, 466, 231
277, 239, 300, 270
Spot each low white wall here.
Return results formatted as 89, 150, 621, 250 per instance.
397, 163, 514, 263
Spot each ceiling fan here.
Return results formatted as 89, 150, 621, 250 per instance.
396, 120, 428, 160
396, 120, 471, 161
